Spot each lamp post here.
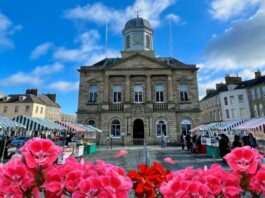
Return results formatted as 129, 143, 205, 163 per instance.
110, 134, 113, 149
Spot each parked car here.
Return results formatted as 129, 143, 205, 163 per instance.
11, 136, 30, 146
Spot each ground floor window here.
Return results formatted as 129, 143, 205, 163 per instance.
181, 119, 191, 135
156, 120, 166, 136
111, 119, 121, 137
87, 120, 96, 127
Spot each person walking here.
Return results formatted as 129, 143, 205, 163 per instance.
160, 133, 165, 148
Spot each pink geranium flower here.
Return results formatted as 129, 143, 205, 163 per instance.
249, 165, 265, 196
224, 146, 263, 174
20, 137, 62, 168
164, 157, 176, 165
115, 149, 128, 158
1, 157, 36, 197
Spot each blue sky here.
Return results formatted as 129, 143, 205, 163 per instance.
0, 0, 265, 114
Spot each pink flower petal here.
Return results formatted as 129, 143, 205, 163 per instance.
115, 150, 128, 158
164, 157, 176, 165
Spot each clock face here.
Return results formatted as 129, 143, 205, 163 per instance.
133, 33, 143, 45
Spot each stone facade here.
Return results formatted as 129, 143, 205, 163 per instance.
77, 17, 201, 145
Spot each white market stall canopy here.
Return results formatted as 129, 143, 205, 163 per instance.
0, 114, 25, 130
190, 124, 206, 134
14, 115, 65, 131
76, 124, 102, 133
55, 121, 86, 133
233, 118, 265, 131
211, 120, 246, 131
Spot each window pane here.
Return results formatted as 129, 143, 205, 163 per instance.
134, 84, 143, 92
160, 92, 164, 102
180, 84, 188, 92
155, 84, 164, 92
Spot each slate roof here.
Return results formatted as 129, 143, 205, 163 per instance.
236, 76, 265, 89
200, 85, 228, 102
200, 75, 265, 102
0, 94, 60, 108
80, 56, 196, 70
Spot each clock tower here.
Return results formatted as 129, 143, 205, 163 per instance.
122, 15, 154, 58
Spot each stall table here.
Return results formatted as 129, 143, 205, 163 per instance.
206, 145, 220, 158
84, 143, 96, 155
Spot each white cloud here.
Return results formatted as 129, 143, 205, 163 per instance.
47, 81, 79, 93
210, 0, 264, 21
30, 42, 53, 60
205, 8, 265, 70
0, 63, 63, 86
165, 13, 183, 24
64, 0, 176, 33
53, 30, 102, 62
0, 12, 22, 51
53, 30, 120, 65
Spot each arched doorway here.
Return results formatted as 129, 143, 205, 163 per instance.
133, 119, 144, 145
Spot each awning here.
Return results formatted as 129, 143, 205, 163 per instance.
55, 121, 86, 133
76, 124, 102, 133
0, 114, 25, 130
190, 124, 206, 133
14, 115, 65, 131
212, 120, 246, 131
233, 118, 265, 131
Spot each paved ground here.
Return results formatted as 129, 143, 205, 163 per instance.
85, 145, 229, 172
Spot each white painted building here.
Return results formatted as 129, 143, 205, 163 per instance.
220, 85, 251, 121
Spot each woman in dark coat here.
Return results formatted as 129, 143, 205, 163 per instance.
219, 134, 230, 159
232, 135, 242, 148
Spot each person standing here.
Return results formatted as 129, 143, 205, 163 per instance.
180, 134, 185, 150
219, 134, 230, 161
161, 133, 165, 148
185, 133, 192, 151
248, 133, 257, 148
232, 135, 242, 149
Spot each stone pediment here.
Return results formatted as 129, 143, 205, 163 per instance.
106, 53, 172, 70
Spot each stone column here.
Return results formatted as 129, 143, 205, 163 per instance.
125, 75, 130, 102
146, 75, 152, 102
103, 75, 109, 103
168, 75, 173, 102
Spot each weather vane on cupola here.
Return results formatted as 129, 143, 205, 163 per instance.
136, 5, 141, 18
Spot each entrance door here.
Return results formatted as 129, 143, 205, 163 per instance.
133, 119, 144, 145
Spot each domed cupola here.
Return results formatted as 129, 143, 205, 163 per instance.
122, 15, 154, 57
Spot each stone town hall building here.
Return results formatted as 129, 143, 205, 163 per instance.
77, 16, 201, 145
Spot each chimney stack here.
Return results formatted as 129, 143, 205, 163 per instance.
45, 94, 56, 102
26, 89, 38, 96
225, 75, 242, 85
255, 70, 261, 79
206, 89, 215, 95
216, 83, 225, 90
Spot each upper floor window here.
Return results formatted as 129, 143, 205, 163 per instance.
89, 85, 97, 102
238, 95, 243, 103
25, 106, 30, 113
14, 106, 19, 113
126, 35, 130, 49
35, 106, 39, 114
146, 34, 150, 48
155, 84, 164, 103
180, 83, 188, 102
230, 96, 235, 104
257, 88, 261, 98
251, 89, 255, 99
231, 108, 235, 118
225, 109, 230, 119
3, 106, 7, 113
134, 84, 143, 103
224, 97, 228, 105
240, 108, 246, 119
157, 120, 167, 136
113, 84, 122, 103
40, 107, 43, 114
254, 105, 258, 117
111, 120, 121, 137
259, 104, 264, 117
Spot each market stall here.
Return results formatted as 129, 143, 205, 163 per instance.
0, 115, 26, 162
